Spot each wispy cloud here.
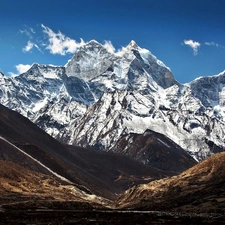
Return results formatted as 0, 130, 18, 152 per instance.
19, 25, 42, 53
8, 64, 31, 76
19, 25, 35, 39
41, 24, 85, 55
205, 41, 225, 49
22, 40, 42, 53
205, 41, 219, 47
183, 39, 201, 55
18, 24, 127, 57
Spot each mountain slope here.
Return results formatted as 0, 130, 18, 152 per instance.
72, 88, 225, 161
0, 103, 172, 200
0, 160, 104, 206
115, 152, 225, 212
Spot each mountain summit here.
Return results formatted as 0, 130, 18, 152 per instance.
0, 40, 225, 162
65, 40, 176, 92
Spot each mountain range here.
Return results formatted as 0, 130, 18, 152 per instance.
1, 40, 225, 165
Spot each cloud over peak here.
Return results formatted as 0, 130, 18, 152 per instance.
8, 64, 31, 76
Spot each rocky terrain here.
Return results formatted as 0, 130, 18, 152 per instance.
111, 129, 196, 172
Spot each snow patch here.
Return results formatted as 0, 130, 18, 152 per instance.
157, 138, 171, 148
33, 98, 48, 113
0, 136, 73, 184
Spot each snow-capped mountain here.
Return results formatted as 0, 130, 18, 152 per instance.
0, 40, 225, 162
66, 40, 177, 99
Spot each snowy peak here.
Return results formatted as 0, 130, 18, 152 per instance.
121, 40, 171, 70
65, 39, 176, 92
0, 70, 5, 77
126, 40, 139, 50
85, 39, 104, 48
188, 70, 225, 112
65, 40, 114, 81
24, 63, 66, 80
120, 41, 176, 89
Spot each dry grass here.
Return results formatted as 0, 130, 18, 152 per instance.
0, 160, 108, 207
116, 152, 225, 212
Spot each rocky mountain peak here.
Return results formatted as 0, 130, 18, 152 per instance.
75, 40, 106, 54
188, 70, 225, 111
65, 40, 114, 81
126, 40, 139, 50
86, 39, 103, 47
0, 71, 4, 78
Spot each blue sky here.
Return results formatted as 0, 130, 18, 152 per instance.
1, 0, 225, 83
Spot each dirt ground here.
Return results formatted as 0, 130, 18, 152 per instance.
1, 208, 225, 225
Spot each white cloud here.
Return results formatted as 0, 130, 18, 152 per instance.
23, 41, 33, 52
16, 64, 32, 74
8, 64, 31, 76
103, 40, 115, 54
19, 26, 42, 53
19, 24, 122, 56
41, 24, 85, 55
183, 39, 201, 55
22, 40, 41, 53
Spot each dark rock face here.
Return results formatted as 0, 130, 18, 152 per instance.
64, 76, 95, 104
112, 130, 196, 172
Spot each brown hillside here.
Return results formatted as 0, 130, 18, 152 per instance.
116, 152, 225, 213
0, 160, 105, 206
